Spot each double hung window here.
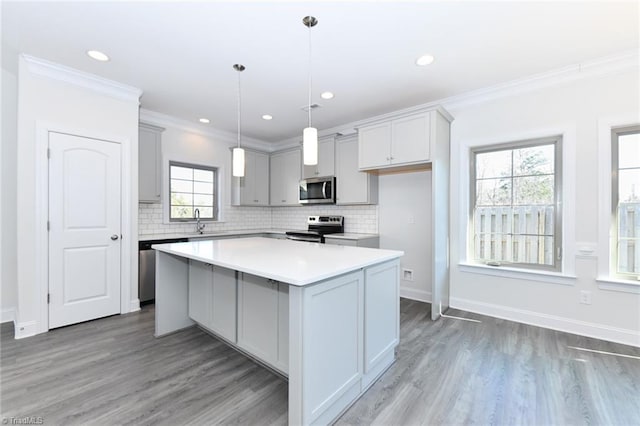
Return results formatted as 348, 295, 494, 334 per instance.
169, 161, 218, 221
470, 137, 562, 270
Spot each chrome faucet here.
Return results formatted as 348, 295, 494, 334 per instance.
194, 208, 206, 234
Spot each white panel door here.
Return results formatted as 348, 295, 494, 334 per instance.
48, 132, 122, 329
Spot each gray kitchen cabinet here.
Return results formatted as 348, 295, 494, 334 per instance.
237, 273, 288, 374
138, 122, 164, 203
335, 135, 378, 205
302, 137, 335, 178
357, 107, 452, 171
188, 260, 237, 342
324, 235, 379, 248
270, 148, 301, 206
232, 149, 270, 206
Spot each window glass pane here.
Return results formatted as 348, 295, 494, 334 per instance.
196, 207, 214, 218
513, 145, 554, 176
171, 166, 193, 180
194, 194, 213, 206
514, 175, 554, 205
194, 181, 214, 195
171, 206, 193, 219
171, 192, 193, 206
476, 178, 511, 205
476, 150, 511, 179
170, 179, 192, 193
619, 133, 640, 169
618, 169, 640, 202
193, 169, 214, 182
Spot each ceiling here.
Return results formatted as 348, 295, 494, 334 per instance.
2, 1, 638, 144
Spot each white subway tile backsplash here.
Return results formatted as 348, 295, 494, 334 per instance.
138, 203, 378, 237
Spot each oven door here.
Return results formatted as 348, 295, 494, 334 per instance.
299, 177, 335, 204
285, 231, 324, 243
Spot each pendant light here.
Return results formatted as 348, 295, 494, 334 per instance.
302, 16, 318, 166
232, 63, 246, 177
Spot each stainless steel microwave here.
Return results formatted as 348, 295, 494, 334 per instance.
299, 176, 336, 204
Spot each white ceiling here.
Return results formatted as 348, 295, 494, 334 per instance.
2, 1, 638, 143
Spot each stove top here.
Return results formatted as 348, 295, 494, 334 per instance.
285, 215, 344, 242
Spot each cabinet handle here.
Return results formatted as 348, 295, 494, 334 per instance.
282, 200, 286, 203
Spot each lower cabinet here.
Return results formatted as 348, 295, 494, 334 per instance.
188, 260, 237, 343
237, 273, 289, 374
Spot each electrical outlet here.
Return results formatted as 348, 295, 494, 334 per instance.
579, 290, 592, 305
402, 269, 414, 281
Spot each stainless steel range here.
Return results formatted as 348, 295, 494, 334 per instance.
285, 215, 344, 243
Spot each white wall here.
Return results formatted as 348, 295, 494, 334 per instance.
379, 171, 432, 302
1, 48, 18, 323
15, 55, 140, 337
448, 68, 640, 346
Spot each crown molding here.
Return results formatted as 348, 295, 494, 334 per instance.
139, 108, 273, 151
20, 54, 142, 103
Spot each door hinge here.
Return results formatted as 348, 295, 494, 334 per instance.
47, 293, 50, 304
47, 148, 51, 159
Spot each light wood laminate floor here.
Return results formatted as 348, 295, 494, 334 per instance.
1, 299, 639, 425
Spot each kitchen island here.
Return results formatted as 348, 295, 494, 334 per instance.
153, 237, 403, 426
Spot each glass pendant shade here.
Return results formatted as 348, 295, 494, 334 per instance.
232, 147, 245, 177
303, 127, 318, 165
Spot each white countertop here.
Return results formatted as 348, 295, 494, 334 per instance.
139, 228, 292, 242
152, 237, 402, 286
323, 233, 379, 240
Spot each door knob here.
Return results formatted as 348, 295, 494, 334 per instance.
111, 234, 119, 241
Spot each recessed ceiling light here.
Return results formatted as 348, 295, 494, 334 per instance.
199, 118, 210, 124
320, 91, 334, 100
415, 54, 435, 66
262, 114, 273, 120
87, 50, 110, 62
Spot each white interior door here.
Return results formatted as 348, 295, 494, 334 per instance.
48, 132, 122, 329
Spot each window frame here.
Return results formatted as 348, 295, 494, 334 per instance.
469, 135, 563, 272
611, 125, 640, 280
168, 160, 218, 222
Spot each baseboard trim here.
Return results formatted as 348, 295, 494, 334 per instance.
14, 320, 38, 339
450, 297, 640, 348
400, 287, 431, 303
1, 307, 16, 324
129, 298, 141, 313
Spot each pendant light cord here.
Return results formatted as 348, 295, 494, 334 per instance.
237, 68, 242, 149
307, 19, 312, 128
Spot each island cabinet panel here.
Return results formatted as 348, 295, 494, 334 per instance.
362, 260, 400, 388
188, 260, 237, 343
237, 273, 289, 374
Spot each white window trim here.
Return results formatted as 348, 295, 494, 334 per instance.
597, 114, 640, 293
458, 123, 576, 283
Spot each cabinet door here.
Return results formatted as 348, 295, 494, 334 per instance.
358, 122, 391, 170
391, 113, 430, 165
237, 273, 279, 365
336, 136, 377, 204
138, 125, 163, 202
303, 138, 335, 178
211, 266, 237, 342
253, 151, 270, 205
270, 149, 301, 205
188, 260, 212, 326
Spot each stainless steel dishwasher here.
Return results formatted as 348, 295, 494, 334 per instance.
139, 238, 188, 304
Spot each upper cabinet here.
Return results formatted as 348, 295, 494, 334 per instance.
302, 137, 335, 178
138, 122, 164, 203
270, 148, 301, 206
335, 135, 378, 205
357, 107, 452, 171
232, 149, 270, 206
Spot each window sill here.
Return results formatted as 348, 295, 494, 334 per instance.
596, 277, 640, 294
458, 262, 576, 286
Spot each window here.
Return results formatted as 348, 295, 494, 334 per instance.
612, 126, 640, 279
470, 136, 562, 270
169, 161, 217, 221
